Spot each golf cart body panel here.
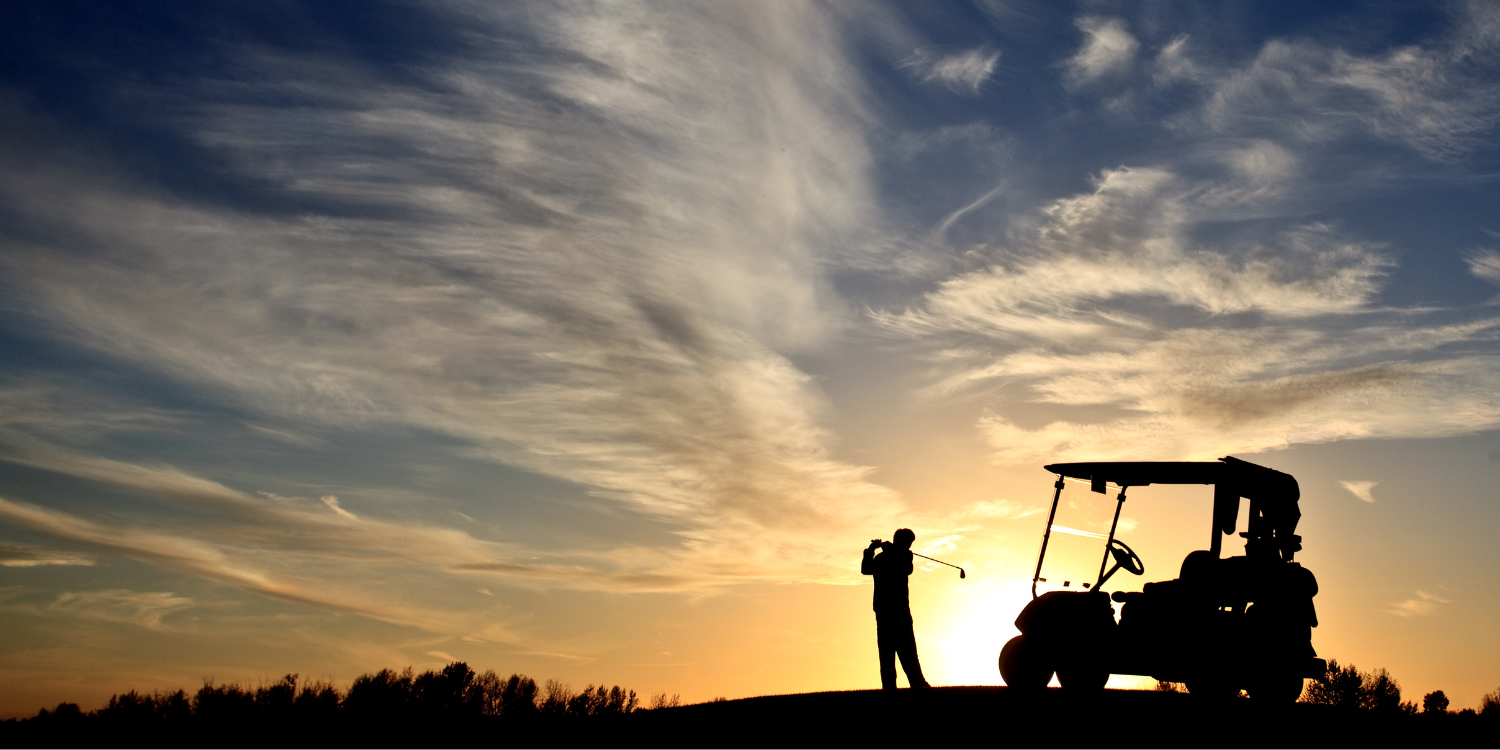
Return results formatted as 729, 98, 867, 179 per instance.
1000, 457, 1325, 700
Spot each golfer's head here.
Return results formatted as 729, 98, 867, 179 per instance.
893, 528, 914, 550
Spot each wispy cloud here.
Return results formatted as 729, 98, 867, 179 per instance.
1154, 35, 1206, 85
1467, 249, 1500, 285
1389, 589, 1449, 617
0, 1, 929, 600
0, 543, 92, 568
877, 165, 1500, 462
904, 47, 1001, 94
1340, 480, 1379, 503
945, 499, 1039, 523
48, 590, 193, 631
1066, 17, 1138, 85
1184, 38, 1500, 160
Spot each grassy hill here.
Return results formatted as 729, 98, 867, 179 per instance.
7, 684, 1496, 747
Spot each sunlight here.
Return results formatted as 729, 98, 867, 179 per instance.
922, 576, 1160, 690
926, 579, 1033, 686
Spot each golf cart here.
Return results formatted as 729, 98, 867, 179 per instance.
998, 457, 1326, 701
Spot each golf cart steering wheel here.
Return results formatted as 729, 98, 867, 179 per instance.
1108, 539, 1145, 576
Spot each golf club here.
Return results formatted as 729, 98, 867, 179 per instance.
912, 552, 966, 579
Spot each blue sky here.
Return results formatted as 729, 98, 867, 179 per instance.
2, 0, 1500, 714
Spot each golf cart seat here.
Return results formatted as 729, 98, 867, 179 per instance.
1113, 551, 1222, 633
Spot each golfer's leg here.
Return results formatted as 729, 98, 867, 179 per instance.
876, 617, 898, 689
896, 616, 929, 687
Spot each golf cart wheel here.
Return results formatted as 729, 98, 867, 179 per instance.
999, 635, 1052, 689
1056, 662, 1109, 691
1247, 674, 1304, 703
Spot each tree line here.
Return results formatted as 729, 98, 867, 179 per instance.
1157, 658, 1500, 718
1, 661, 682, 746
1302, 659, 1500, 719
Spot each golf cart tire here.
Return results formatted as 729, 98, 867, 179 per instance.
1247, 674, 1304, 703
999, 635, 1052, 690
1056, 662, 1109, 691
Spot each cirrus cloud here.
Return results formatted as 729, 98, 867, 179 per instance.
903, 47, 1002, 94
877, 164, 1500, 463
1066, 17, 1138, 85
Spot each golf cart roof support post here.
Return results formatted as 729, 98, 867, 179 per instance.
1211, 483, 1240, 558
1095, 487, 1128, 590
1032, 475, 1067, 599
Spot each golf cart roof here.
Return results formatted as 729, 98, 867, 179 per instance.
1043, 456, 1299, 504
1041, 456, 1303, 562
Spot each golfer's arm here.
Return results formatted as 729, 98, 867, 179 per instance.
861, 549, 876, 575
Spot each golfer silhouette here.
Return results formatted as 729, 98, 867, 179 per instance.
862, 529, 930, 689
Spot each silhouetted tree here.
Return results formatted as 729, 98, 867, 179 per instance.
411, 661, 482, 719
540, 679, 573, 718
344, 667, 413, 721
474, 669, 503, 716
1423, 690, 1450, 714
1360, 668, 1406, 714
192, 681, 257, 728
646, 692, 682, 710
0, 660, 669, 747
1481, 687, 1500, 717
89, 688, 191, 741
1304, 659, 1364, 709
494, 673, 540, 718
255, 674, 298, 724
27, 702, 87, 733
1303, 660, 1413, 714
293, 679, 341, 724
564, 685, 638, 718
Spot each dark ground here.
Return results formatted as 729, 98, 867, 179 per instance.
5, 686, 1495, 747
626, 687, 1493, 748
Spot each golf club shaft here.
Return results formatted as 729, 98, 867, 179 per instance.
911, 552, 962, 571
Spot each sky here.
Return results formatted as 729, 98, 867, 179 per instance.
2, 0, 1500, 717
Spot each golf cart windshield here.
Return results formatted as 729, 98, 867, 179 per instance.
1028, 458, 1305, 599
1034, 478, 1121, 595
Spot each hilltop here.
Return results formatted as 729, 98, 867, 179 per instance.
9, 685, 1493, 748
628, 687, 1489, 748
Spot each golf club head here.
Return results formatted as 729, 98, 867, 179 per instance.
959, 569, 966, 579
